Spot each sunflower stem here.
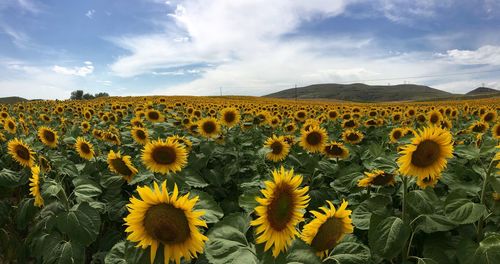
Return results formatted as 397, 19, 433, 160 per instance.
401, 175, 409, 261
477, 158, 494, 241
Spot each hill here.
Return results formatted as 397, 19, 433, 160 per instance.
466, 87, 500, 95
0, 97, 28, 104
264, 83, 453, 102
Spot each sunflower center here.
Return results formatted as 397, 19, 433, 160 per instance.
270, 141, 283, 154
136, 130, 146, 140
393, 130, 402, 140
346, 133, 359, 141
306, 131, 322, 146
148, 111, 159, 120
325, 144, 344, 156
371, 172, 394, 186
297, 112, 305, 119
430, 114, 439, 123
144, 204, 190, 245
267, 184, 295, 231
224, 112, 236, 123
43, 130, 56, 142
411, 140, 441, 168
111, 158, 133, 176
80, 143, 91, 154
202, 121, 216, 134
472, 124, 485, 133
8, 122, 15, 129
152, 146, 177, 165
311, 217, 344, 252
484, 113, 494, 122
15, 145, 30, 161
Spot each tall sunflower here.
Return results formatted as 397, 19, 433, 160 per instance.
131, 127, 149, 145
264, 135, 290, 162
427, 110, 443, 126
75, 137, 95, 160
251, 167, 310, 257
220, 107, 240, 128
389, 128, 405, 143
38, 126, 58, 148
7, 138, 35, 167
3, 117, 16, 134
124, 181, 208, 264
107, 150, 138, 183
146, 109, 164, 122
301, 200, 353, 259
197, 117, 220, 139
168, 135, 193, 152
358, 169, 396, 187
492, 123, 500, 139
142, 138, 187, 174
469, 121, 489, 133
397, 126, 453, 185
342, 129, 364, 145
29, 165, 44, 207
322, 141, 349, 160
299, 126, 328, 153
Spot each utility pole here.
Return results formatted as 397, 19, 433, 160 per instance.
220, 87, 222, 96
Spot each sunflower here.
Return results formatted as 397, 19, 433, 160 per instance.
75, 137, 95, 160
469, 121, 489, 133
7, 138, 35, 167
124, 181, 208, 264
389, 128, 405, 143
322, 141, 349, 160
284, 122, 297, 133
397, 126, 453, 185
251, 167, 310, 257
197, 117, 220, 139
81, 121, 91, 132
482, 111, 497, 123
358, 169, 396, 187
220, 107, 240, 127
3, 118, 16, 134
142, 138, 187, 174
107, 150, 139, 183
492, 123, 500, 139
264, 135, 290, 162
301, 200, 353, 259
0, 131, 6, 142
427, 110, 443, 126
29, 165, 44, 207
169, 135, 193, 152
146, 109, 164, 122
37, 126, 58, 148
132, 127, 149, 145
342, 129, 364, 144
299, 126, 328, 153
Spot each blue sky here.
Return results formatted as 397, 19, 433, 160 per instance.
1, 0, 500, 99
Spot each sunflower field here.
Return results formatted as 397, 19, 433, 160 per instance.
1, 96, 500, 264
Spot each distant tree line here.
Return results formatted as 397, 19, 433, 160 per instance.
70, 90, 109, 100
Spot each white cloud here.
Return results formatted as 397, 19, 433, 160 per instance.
52, 62, 94, 77
445, 45, 500, 65
0, 24, 31, 48
85, 9, 95, 19
96, 80, 112, 86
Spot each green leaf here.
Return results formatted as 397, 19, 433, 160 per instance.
73, 178, 102, 202
45, 240, 85, 264
472, 233, 500, 264
368, 215, 410, 260
279, 240, 321, 264
406, 189, 441, 216
56, 202, 101, 246
105, 240, 150, 264
413, 214, 457, 233
205, 213, 257, 264
454, 145, 480, 160
15, 198, 37, 230
415, 258, 439, 264
325, 240, 371, 264
191, 190, 224, 224
352, 195, 391, 230
0, 168, 25, 187
238, 188, 260, 213
445, 199, 487, 224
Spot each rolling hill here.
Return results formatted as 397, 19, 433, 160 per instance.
264, 83, 500, 102
0, 96, 28, 104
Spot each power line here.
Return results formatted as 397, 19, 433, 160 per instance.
337, 68, 500, 84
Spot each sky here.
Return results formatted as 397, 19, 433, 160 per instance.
0, 0, 500, 99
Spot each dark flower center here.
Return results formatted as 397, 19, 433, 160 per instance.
111, 158, 133, 176
430, 114, 439, 124
43, 129, 56, 143
136, 129, 147, 140
371, 172, 394, 186
270, 141, 283, 154
392, 130, 402, 140
80, 142, 91, 154
311, 217, 344, 252
144, 204, 190, 245
148, 111, 160, 120
202, 121, 216, 134
152, 146, 176, 165
267, 184, 295, 231
224, 112, 236, 123
325, 144, 344, 156
306, 131, 322, 146
411, 140, 440, 167
15, 145, 30, 161
346, 133, 359, 141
